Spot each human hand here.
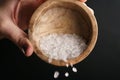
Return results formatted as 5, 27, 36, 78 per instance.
0, 0, 87, 57
0, 0, 45, 57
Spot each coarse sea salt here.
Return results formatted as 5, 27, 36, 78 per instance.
54, 71, 59, 79
72, 67, 77, 72
65, 72, 69, 77
53, 65, 78, 79
39, 33, 87, 63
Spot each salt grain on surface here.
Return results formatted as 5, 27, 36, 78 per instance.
39, 33, 87, 62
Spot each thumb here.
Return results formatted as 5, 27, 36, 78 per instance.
1, 19, 33, 57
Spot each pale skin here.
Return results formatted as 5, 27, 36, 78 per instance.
0, 0, 87, 57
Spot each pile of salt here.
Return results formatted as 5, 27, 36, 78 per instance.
39, 33, 87, 63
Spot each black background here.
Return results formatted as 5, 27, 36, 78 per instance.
0, 0, 120, 80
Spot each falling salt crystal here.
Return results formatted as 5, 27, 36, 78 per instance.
70, 63, 73, 67
66, 64, 69, 67
48, 58, 52, 63
54, 71, 59, 79
72, 67, 77, 72
65, 72, 69, 77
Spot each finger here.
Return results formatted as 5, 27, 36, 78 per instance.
14, 0, 46, 31
1, 19, 33, 57
83, 3, 94, 14
0, 33, 4, 39
80, 0, 87, 2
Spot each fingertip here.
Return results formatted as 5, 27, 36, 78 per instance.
25, 45, 34, 57
80, 0, 87, 3
19, 37, 33, 57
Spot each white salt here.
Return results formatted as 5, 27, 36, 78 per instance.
65, 72, 69, 77
66, 64, 69, 68
54, 71, 59, 79
48, 58, 52, 63
39, 33, 87, 62
72, 67, 77, 72
53, 64, 78, 78
70, 63, 73, 67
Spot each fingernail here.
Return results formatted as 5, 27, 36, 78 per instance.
21, 48, 25, 54
21, 45, 27, 55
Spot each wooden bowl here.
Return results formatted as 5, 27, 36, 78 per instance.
28, 0, 98, 66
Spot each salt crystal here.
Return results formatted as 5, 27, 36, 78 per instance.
65, 72, 69, 77
66, 64, 69, 67
72, 67, 77, 72
54, 71, 59, 79
48, 58, 52, 63
70, 63, 73, 67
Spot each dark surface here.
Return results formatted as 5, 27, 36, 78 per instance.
0, 0, 120, 80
